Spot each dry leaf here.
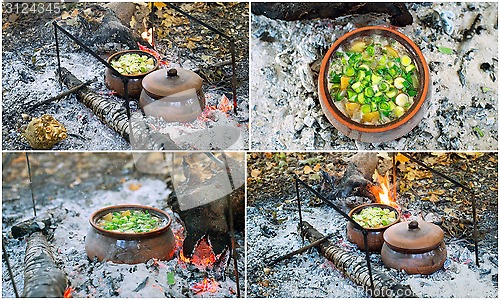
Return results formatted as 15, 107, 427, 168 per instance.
187, 36, 203, 42
128, 183, 142, 191
251, 169, 261, 178
154, 2, 166, 9
264, 152, 273, 159
313, 163, 321, 172
303, 165, 313, 174
130, 15, 137, 29
395, 153, 410, 164
71, 9, 79, 17
61, 11, 71, 20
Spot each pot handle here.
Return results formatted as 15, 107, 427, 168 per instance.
408, 220, 419, 230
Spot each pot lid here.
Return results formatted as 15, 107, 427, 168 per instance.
383, 220, 444, 253
142, 68, 203, 97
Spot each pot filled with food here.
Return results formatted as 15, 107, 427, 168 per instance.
105, 50, 159, 99
85, 204, 175, 264
347, 203, 400, 252
139, 68, 206, 123
318, 26, 431, 142
381, 220, 447, 274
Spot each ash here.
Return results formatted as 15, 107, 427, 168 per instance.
2, 3, 248, 150
251, 2, 498, 150
2, 154, 244, 298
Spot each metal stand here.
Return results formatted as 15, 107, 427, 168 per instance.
294, 175, 375, 293
402, 153, 480, 267
26, 153, 37, 217
2, 236, 19, 298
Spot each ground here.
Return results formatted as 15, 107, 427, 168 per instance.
2, 2, 249, 150
246, 152, 498, 297
250, 2, 498, 150
2, 153, 245, 298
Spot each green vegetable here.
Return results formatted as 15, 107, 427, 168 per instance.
352, 206, 397, 229
97, 209, 163, 233
110, 53, 155, 75
473, 126, 485, 138
167, 271, 175, 285
438, 46, 453, 55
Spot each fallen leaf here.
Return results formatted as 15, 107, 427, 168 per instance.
187, 36, 203, 42
264, 152, 273, 158
395, 153, 410, 164
313, 163, 321, 172
251, 169, 261, 178
438, 46, 453, 55
303, 165, 313, 174
61, 11, 71, 20
128, 183, 142, 191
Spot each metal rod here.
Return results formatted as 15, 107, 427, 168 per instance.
149, 2, 156, 49
294, 176, 374, 291
230, 41, 238, 115
52, 21, 126, 80
267, 232, 336, 266
392, 154, 397, 200
2, 236, 19, 298
123, 78, 131, 119
220, 153, 241, 298
294, 175, 304, 244
53, 22, 62, 90
402, 153, 479, 266
25, 153, 37, 217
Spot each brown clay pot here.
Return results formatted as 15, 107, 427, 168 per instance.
346, 203, 400, 252
85, 204, 175, 264
104, 50, 159, 99
318, 26, 431, 142
139, 68, 206, 123
381, 220, 447, 274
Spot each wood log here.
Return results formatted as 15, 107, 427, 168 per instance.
22, 232, 67, 298
59, 67, 180, 150
300, 221, 418, 298
251, 3, 413, 27
11, 205, 67, 239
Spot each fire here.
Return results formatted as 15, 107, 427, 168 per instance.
369, 170, 399, 209
141, 27, 154, 46
63, 287, 74, 298
191, 278, 219, 294
137, 43, 169, 67
217, 95, 233, 113
174, 229, 217, 269
197, 95, 234, 123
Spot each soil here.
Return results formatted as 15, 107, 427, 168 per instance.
2, 2, 249, 150
246, 152, 498, 297
2, 152, 245, 298
250, 2, 498, 150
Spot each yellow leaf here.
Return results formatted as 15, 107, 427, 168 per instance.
395, 153, 410, 164
188, 36, 203, 42
431, 189, 445, 195
303, 165, 313, 174
251, 169, 261, 178
61, 11, 71, 20
128, 183, 142, 191
429, 193, 439, 202
264, 152, 273, 158
313, 163, 321, 172
154, 2, 166, 9
130, 16, 137, 29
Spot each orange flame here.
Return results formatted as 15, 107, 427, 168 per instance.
369, 170, 399, 209
197, 95, 234, 122
191, 278, 219, 294
217, 95, 233, 113
63, 287, 74, 298
174, 229, 217, 269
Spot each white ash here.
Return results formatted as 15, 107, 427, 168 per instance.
250, 3, 498, 150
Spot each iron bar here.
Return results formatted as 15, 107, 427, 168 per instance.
294, 176, 374, 291
165, 3, 238, 114
294, 174, 304, 244
25, 153, 37, 217
53, 22, 62, 90
2, 236, 19, 298
402, 153, 479, 266
220, 153, 241, 298
392, 153, 397, 200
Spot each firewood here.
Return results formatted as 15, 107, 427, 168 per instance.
22, 232, 67, 298
11, 205, 67, 239
27, 79, 95, 112
300, 221, 418, 298
59, 67, 180, 150
251, 3, 413, 27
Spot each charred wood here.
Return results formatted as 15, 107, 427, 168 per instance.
59, 67, 180, 150
11, 205, 67, 239
22, 232, 67, 298
27, 79, 95, 112
251, 3, 413, 27
300, 221, 418, 298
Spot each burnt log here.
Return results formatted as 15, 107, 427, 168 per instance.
300, 221, 417, 298
251, 3, 413, 27
11, 205, 67, 239
59, 67, 180, 150
22, 232, 67, 298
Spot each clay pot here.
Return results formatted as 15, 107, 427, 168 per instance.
85, 204, 175, 264
139, 68, 205, 122
318, 26, 431, 142
346, 203, 400, 252
104, 50, 159, 99
381, 220, 447, 274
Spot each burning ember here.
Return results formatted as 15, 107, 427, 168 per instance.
191, 278, 219, 294
174, 228, 218, 270
197, 95, 234, 123
369, 170, 400, 210
63, 287, 74, 298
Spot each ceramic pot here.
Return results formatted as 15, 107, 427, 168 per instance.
139, 68, 205, 122
346, 203, 400, 252
85, 204, 175, 264
104, 50, 159, 99
381, 220, 447, 274
318, 26, 431, 142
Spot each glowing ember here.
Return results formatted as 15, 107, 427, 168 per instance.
191, 278, 219, 294
197, 95, 234, 123
369, 170, 399, 209
217, 95, 233, 113
63, 287, 74, 298
137, 43, 168, 67
174, 228, 217, 269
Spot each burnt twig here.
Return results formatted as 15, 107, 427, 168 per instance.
27, 79, 96, 112
2, 236, 19, 298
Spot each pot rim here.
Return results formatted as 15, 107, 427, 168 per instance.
107, 49, 159, 79
318, 26, 431, 133
89, 204, 172, 239
348, 203, 401, 231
